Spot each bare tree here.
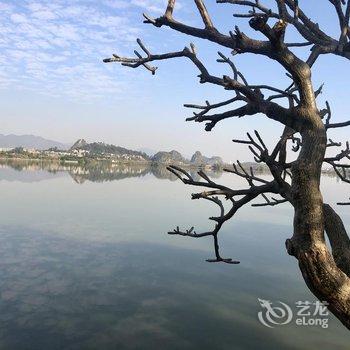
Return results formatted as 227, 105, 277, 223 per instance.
104, 0, 350, 329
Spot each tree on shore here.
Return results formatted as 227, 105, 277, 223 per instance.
104, 0, 350, 329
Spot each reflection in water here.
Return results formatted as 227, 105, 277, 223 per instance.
0, 158, 343, 185
0, 159, 224, 183
0, 161, 349, 349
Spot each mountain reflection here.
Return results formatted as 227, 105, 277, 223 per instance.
0, 159, 224, 183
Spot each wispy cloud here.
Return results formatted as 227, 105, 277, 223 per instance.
0, 0, 188, 101
0, 1, 146, 100
104, 0, 184, 14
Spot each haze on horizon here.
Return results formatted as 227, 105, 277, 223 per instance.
0, 0, 349, 162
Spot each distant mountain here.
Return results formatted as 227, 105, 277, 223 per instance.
70, 139, 88, 150
151, 150, 224, 167
0, 134, 226, 167
0, 134, 69, 150
191, 151, 223, 167
70, 139, 150, 160
152, 150, 188, 165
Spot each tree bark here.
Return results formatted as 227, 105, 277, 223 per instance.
286, 115, 350, 329
324, 204, 350, 277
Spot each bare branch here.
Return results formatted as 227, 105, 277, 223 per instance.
194, 0, 215, 29
338, 198, 350, 205
165, 0, 176, 18
327, 120, 350, 129
325, 141, 350, 184
166, 163, 283, 264
325, 141, 350, 163
252, 194, 288, 207
106, 42, 298, 131
327, 139, 342, 148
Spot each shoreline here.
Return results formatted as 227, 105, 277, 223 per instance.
0, 156, 341, 176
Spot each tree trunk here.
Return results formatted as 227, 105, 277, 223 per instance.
286, 117, 350, 329
324, 204, 350, 277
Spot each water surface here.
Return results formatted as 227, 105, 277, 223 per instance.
0, 162, 349, 349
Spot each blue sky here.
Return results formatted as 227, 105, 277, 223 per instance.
0, 0, 349, 161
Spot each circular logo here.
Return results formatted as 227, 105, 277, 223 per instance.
258, 298, 293, 328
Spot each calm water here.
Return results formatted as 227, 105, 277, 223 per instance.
0, 162, 349, 349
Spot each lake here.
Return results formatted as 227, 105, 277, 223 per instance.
0, 161, 349, 349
